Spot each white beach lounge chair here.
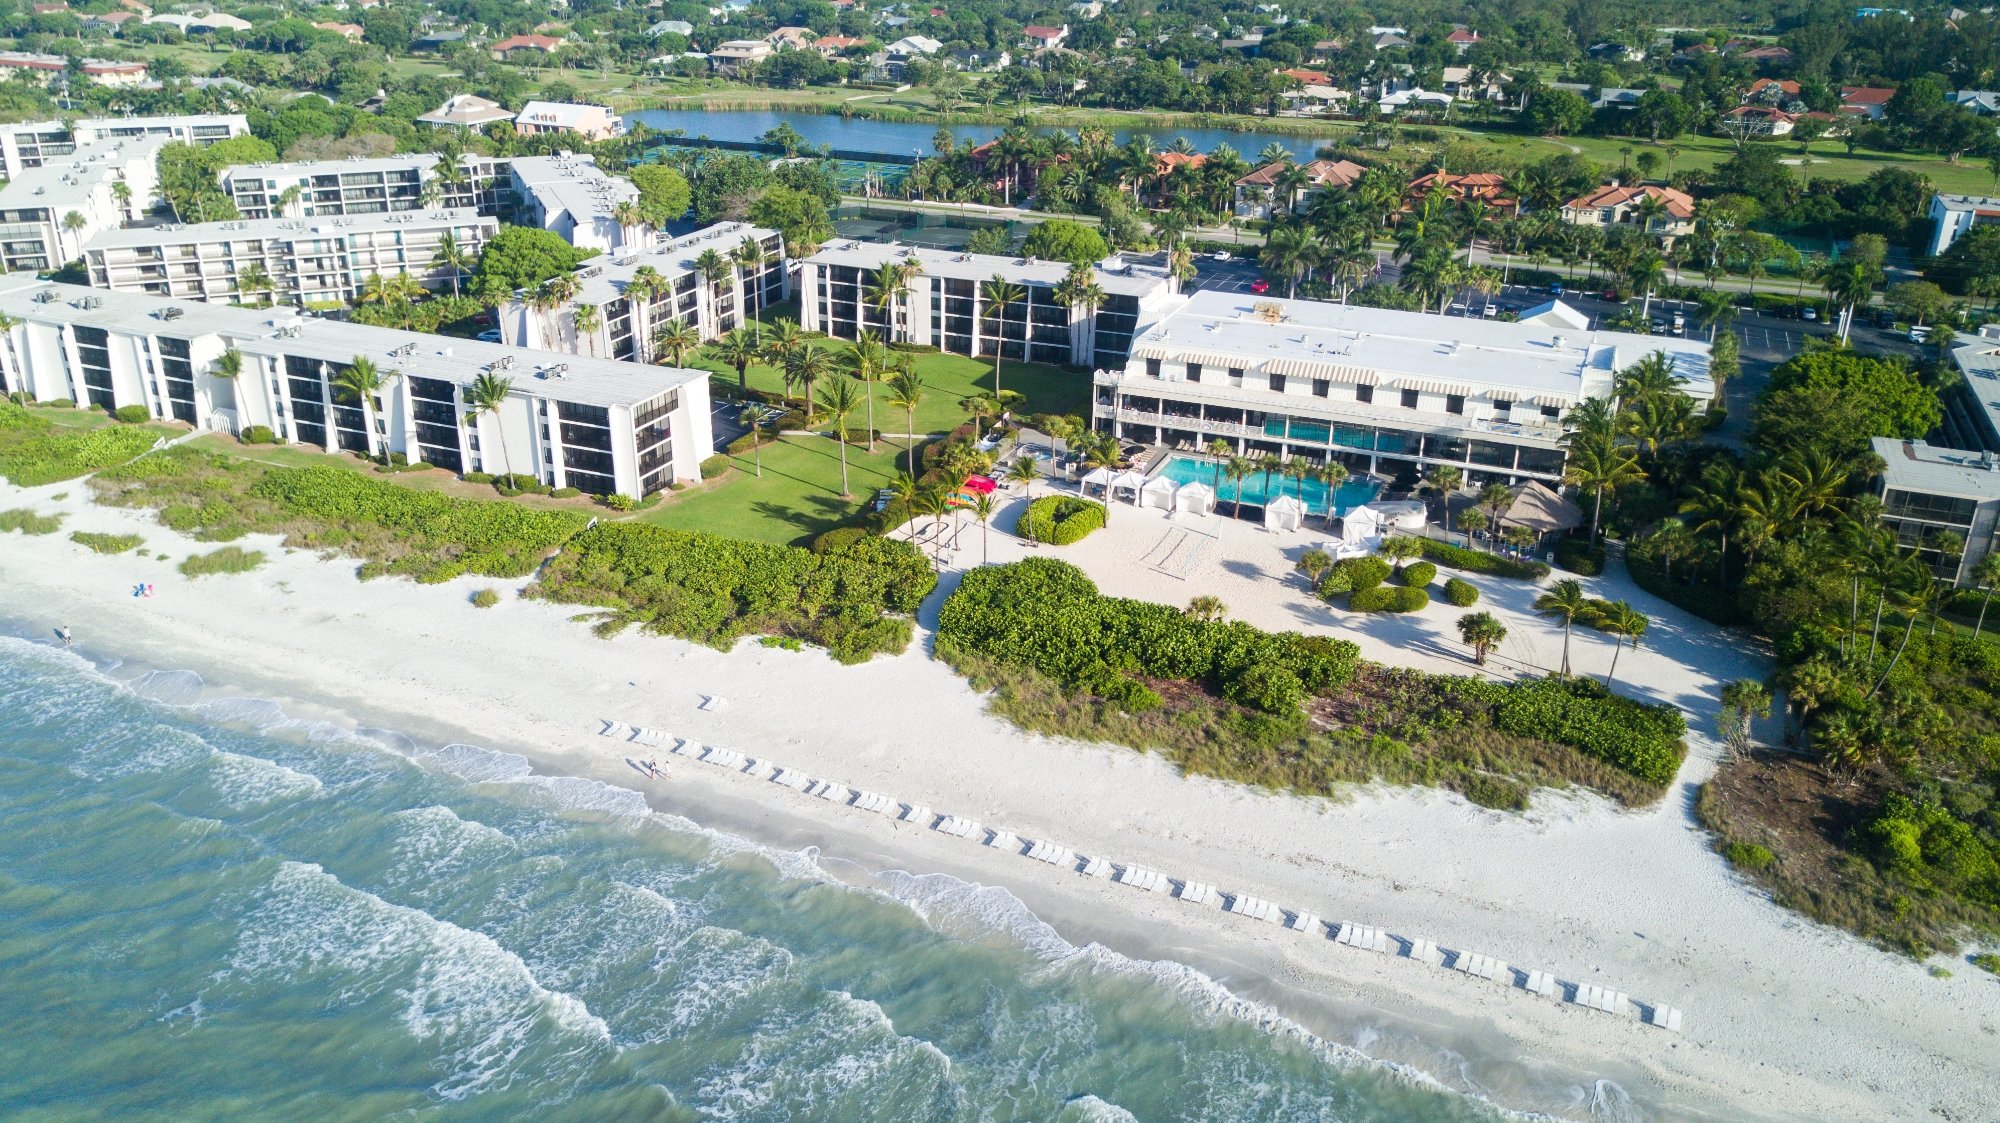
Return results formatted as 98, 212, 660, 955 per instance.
740, 758, 774, 780
1337, 924, 1389, 953
701, 747, 745, 769
815, 782, 849, 803
1284, 911, 1323, 935
699, 695, 727, 712
600, 720, 631, 738
1405, 938, 1444, 967
772, 767, 811, 790
984, 829, 1022, 851
1523, 970, 1559, 998
1115, 865, 1168, 892
899, 803, 933, 824
1224, 894, 1281, 923
936, 815, 979, 838
1645, 1004, 1684, 1033
1079, 856, 1112, 878
1175, 881, 1218, 906
671, 738, 703, 757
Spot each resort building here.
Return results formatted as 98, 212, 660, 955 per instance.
221, 154, 440, 218
0, 112, 248, 179
0, 278, 711, 498
505, 154, 640, 254
512, 101, 621, 142
1871, 437, 2000, 586
1095, 291, 1713, 487
796, 242, 1180, 369
82, 209, 498, 305
415, 94, 517, 130
0, 135, 164, 274
1927, 193, 2000, 256
499, 222, 787, 356
0, 51, 149, 87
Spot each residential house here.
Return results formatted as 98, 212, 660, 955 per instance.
409, 28, 466, 52
1744, 78, 1803, 106
1068, 1, 1102, 17
1232, 158, 1365, 218
1441, 67, 1507, 101
0, 51, 148, 86
514, 101, 621, 142
1550, 82, 1644, 110
145, 11, 250, 32
766, 25, 815, 48
1372, 30, 1410, 49
1379, 88, 1454, 114
1587, 42, 1644, 61
312, 21, 364, 40
649, 19, 694, 36
946, 46, 1009, 70
1405, 171, 1514, 211
416, 94, 516, 129
1871, 437, 2000, 585
1560, 183, 1697, 239
709, 39, 773, 73
488, 33, 563, 60
1022, 24, 1068, 49
1737, 44, 1794, 63
816, 35, 869, 56
1927, 193, 2000, 255
1839, 86, 1897, 119
1446, 28, 1479, 54
1724, 105, 1796, 135
1277, 66, 1331, 86
84, 10, 139, 31
1951, 90, 2000, 114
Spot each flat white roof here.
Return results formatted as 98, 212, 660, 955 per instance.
573, 221, 781, 304
0, 277, 704, 410
508, 153, 637, 223
83, 207, 491, 251
516, 100, 612, 128
1128, 289, 1713, 401
1, 113, 247, 137
1874, 436, 2000, 498
0, 133, 167, 213
1934, 193, 2000, 213
805, 239, 1173, 297
221, 153, 439, 183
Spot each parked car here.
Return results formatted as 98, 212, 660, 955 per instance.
1874, 309, 1897, 329
1547, 282, 1565, 295
1481, 303, 1500, 317
1910, 325, 1932, 343
1801, 306, 1818, 322
1671, 311, 1686, 332
1249, 278, 1269, 294
1212, 251, 1232, 262
476, 329, 502, 342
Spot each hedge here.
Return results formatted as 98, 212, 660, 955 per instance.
1319, 555, 1390, 597
530, 522, 936, 663
1442, 577, 1480, 607
812, 526, 870, 553
112, 405, 150, 424
240, 425, 279, 445
1491, 676, 1687, 786
1555, 538, 1604, 576
1019, 495, 1106, 545
1397, 561, 1438, 589
1349, 586, 1430, 613
936, 558, 1361, 710
699, 454, 730, 479
1419, 537, 1549, 580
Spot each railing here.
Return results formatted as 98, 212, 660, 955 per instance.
1108, 407, 1259, 440
1092, 368, 1121, 385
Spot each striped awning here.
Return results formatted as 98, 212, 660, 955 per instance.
1397, 377, 1474, 396
1486, 387, 1521, 402
1531, 393, 1572, 408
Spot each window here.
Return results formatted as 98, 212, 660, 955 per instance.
1445, 394, 1464, 415
1541, 405, 1561, 419
1400, 388, 1420, 409
1492, 398, 1511, 413
1355, 384, 1373, 404
1186, 362, 1202, 383
1146, 357, 1161, 378
1228, 367, 1243, 381
1270, 373, 1286, 394
1312, 378, 1330, 398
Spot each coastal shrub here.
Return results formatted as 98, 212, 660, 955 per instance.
70, 530, 142, 553
551, 487, 582, 499
471, 588, 500, 608
112, 404, 150, 424
240, 425, 278, 445
0, 508, 63, 534
1726, 842, 1776, 871
1555, 538, 1604, 576
768, 409, 807, 432
601, 493, 636, 511
494, 473, 546, 495
812, 526, 870, 553
1018, 494, 1105, 545
1319, 555, 1390, 597
528, 522, 936, 663
0, 403, 161, 486
1443, 577, 1480, 607
1418, 537, 1549, 580
463, 471, 495, 484
1349, 586, 1429, 613
1492, 676, 1687, 786
725, 431, 761, 455
1397, 561, 1438, 589
699, 454, 730, 479
1225, 664, 1306, 714
179, 546, 264, 577
935, 559, 1361, 708
1974, 954, 2000, 975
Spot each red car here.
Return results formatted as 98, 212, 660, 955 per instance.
1250, 278, 1270, 294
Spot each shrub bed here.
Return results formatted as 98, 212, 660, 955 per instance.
0, 403, 162, 486
112, 404, 150, 424
1418, 537, 1549, 580
179, 546, 264, 577
240, 425, 279, 445
699, 454, 730, 479
1318, 555, 1390, 597
1396, 561, 1437, 588
1018, 495, 1106, 545
70, 530, 143, 553
529, 522, 936, 663
1491, 676, 1687, 786
1443, 577, 1480, 606
1349, 586, 1429, 612
1555, 538, 1605, 576
0, 508, 64, 534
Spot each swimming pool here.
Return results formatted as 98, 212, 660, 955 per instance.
1156, 455, 1380, 517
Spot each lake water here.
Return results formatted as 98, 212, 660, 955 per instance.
0, 632, 1535, 1121
626, 107, 1339, 163
1159, 454, 1381, 516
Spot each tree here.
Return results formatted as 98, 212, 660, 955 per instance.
980, 277, 1026, 399
234, 263, 275, 304
1316, 459, 1349, 528
1717, 680, 1772, 759
1006, 454, 1038, 497
748, 184, 834, 260
740, 401, 760, 475
1883, 280, 1954, 329
1479, 481, 1513, 539
1924, 225, 2000, 294
432, 229, 473, 298
1185, 595, 1227, 622
210, 349, 243, 381
1971, 552, 2000, 640
847, 331, 887, 451
1223, 455, 1253, 517
886, 365, 925, 477
1523, 88, 1592, 136
572, 303, 601, 357
815, 377, 863, 497
474, 226, 597, 300
1296, 548, 1332, 585
1458, 507, 1488, 546
783, 343, 835, 421
631, 164, 693, 228
1427, 464, 1462, 534
654, 319, 699, 367
1752, 351, 1941, 459
709, 328, 760, 391
694, 248, 732, 333
1533, 579, 1591, 678
333, 357, 392, 461
464, 372, 514, 477
1378, 535, 1423, 572
1020, 219, 1110, 266
1457, 611, 1507, 666
972, 492, 995, 565
1595, 601, 1648, 687
733, 237, 769, 328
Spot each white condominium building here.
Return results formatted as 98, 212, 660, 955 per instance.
0, 135, 165, 273
1097, 292, 1713, 485
500, 222, 787, 357
0, 279, 713, 498
797, 241, 1181, 370
83, 209, 499, 305
0, 113, 249, 178
506, 154, 641, 254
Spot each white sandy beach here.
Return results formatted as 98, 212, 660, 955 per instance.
3, 475, 1997, 1123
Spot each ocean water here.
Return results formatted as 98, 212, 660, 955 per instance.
0, 636, 1546, 1122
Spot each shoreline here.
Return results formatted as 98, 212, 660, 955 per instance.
4, 477, 1996, 1120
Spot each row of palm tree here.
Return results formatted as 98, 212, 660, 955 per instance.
1531, 579, 1651, 686
321, 357, 516, 478
1194, 437, 1352, 524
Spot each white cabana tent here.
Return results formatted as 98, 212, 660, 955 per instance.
1139, 475, 1177, 510
1342, 503, 1388, 547
1079, 465, 1114, 499
1263, 493, 1306, 532
1175, 481, 1215, 516
1370, 499, 1429, 531
1108, 470, 1148, 503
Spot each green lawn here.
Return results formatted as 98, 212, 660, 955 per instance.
641, 434, 913, 547
701, 330, 1090, 435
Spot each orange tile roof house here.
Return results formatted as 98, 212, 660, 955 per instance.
1277, 67, 1331, 86
489, 33, 563, 60
1839, 85, 1898, 119
1406, 170, 1515, 210
1233, 158, 1366, 218
1561, 183, 1697, 237
813, 34, 868, 55
312, 21, 364, 40
1725, 104, 1797, 135
1446, 28, 1479, 53
1745, 78, 1802, 101
1021, 24, 1068, 48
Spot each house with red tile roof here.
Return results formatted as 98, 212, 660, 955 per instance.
1446, 28, 1479, 54
1839, 86, 1897, 119
488, 33, 563, 60
1561, 183, 1696, 238
1233, 158, 1366, 218
1405, 170, 1515, 211
813, 35, 868, 56
1745, 78, 1802, 103
1277, 67, 1331, 86
1724, 105, 1796, 135
1021, 24, 1068, 48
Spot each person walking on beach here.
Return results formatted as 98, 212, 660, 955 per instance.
57, 625, 71, 647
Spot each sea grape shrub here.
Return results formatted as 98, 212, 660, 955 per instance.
1019, 495, 1105, 545
1866, 794, 2000, 901
0, 403, 161, 486
1420, 537, 1549, 579
812, 526, 870, 553
1319, 555, 1390, 598
1443, 577, 1480, 607
240, 425, 279, 445
1397, 561, 1438, 588
112, 405, 150, 423
1225, 664, 1307, 714
531, 522, 936, 663
1492, 677, 1687, 786
936, 558, 1360, 709
1349, 587, 1429, 613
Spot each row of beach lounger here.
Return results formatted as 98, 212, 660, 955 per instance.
597, 716, 1687, 1034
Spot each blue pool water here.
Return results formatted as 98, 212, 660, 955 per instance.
1157, 455, 1380, 516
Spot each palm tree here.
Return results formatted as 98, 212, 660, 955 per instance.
1595, 601, 1648, 687
1378, 535, 1423, 572
815, 377, 864, 496
980, 276, 1026, 398
848, 331, 887, 450
464, 371, 514, 477
1479, 481, 1513, 541
572, 303, 602, 357
1971, 551, 2000, 640
734, 236, 768, 330
235, 262, 274, 304
613, 200, 646, 246
1564, 436, 1645, 541
784, 343, 835, 423
1822, 258, 1877, 344
210, 348, 243, 381
886, 364, 925, 477
709, 328, 760, 391
1533, 579, 1591, 678
433, 230, 473, 298
1006, 454, 1038, 497
865, 262, 904, 341
624, 266, 666, 360
1204, 437, 1232, 493
1255, 451, 1284, 506
1692, 288, 1735, 342
972, 492, 995, 564
694, 247, 732, 333
737, 405, 765, 478
1185, 595, 1228, 622
1223, 455, 1253, 518
1426, 464, 1462, 534
333, 357, 392, 462
1457, 611, 1507, 665
654, 319, 700, 367
1628, 253, 1668, 319
1316, 459, 1349, 528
